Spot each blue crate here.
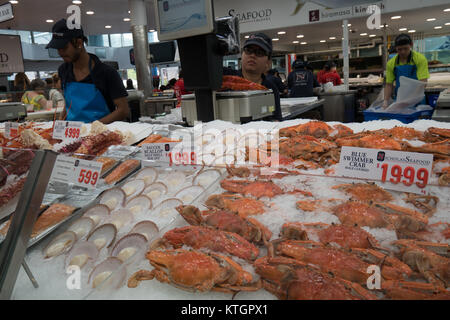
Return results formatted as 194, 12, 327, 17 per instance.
363, 109, 434, 124
427, 94, 440, 108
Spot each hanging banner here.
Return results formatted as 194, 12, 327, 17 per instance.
0, 35, 24, 74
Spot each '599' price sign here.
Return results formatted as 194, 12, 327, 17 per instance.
73, 159, 103, 189
337, 147, 433, 195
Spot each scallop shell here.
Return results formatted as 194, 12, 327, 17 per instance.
86, 223, 117, 250
110, 233, 148, 263
125, 195, 152, 216
107, 209, 134, 231
43, 231, 77, 259
175, 185, 205, 204
65, 241, 99, 269
99, 188, 126, 210
67, 217, 95, 240
129, 221, 159, 241
135, 167, 158, 186
83, 204, 110, 226
153, 198, 183, 217
165, 171, 187, 191
88, 257, 126, 289
121, 179, 145, 200
142, 182, 168, 202
193, 169, 221, 188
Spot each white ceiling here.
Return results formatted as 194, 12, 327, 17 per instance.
1, 0, 449, 53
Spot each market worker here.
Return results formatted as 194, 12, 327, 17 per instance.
46, 19, 129, 123
266, 68, 288, 97
287, 60, 318, 97
223, 33, 282, 120
383, 34, 429, 108
319, 62, 343, 86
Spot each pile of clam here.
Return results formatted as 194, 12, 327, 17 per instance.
42, 165, 224, 291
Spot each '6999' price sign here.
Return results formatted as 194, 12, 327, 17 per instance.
337, 147, 433, 195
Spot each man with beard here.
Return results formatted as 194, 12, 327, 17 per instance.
46, 19, 129, 123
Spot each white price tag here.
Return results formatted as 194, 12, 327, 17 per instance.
337, 147, 433, 195
52, 121, 83, 140
50, 155, 103, 189
142, 142, 197, 166
4, 122, 19, 139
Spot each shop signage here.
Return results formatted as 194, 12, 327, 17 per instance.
50, 155, 103, 189
308, 1, 385, 24
0, 2, 13, 23
52, 120, 83, 140
0, 35, 24, 74
4, 122, 19, 139
228, 8, 272, 25
337, 147, 433, 195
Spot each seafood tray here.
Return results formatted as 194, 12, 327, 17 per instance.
11, 163, 226, 299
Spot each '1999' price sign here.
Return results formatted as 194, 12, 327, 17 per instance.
168, 149, 197, 166
337, 147, 433, 195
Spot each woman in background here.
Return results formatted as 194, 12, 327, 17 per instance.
21, 78, 50, 111
49, 73, 65, 108
13, 72, 31, 102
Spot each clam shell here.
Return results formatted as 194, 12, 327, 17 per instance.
107, 209, 134, 231
65, 241, 99, 269
88, 257, 126, 289
153, 198, 183, 217
164, 171, 187, 191
125, 195, 152, 216
99, 188, 126, 210
129, 221, 159, 241
83, 204, 110, 226
193, 169, 221, 188
67, 217, 95, 240
110, 233, 148, 263
121, 179, 145, 200
175, 185, 205, 204
135, 167, 158, 186
142, 182, 168, 202
43, 231, 77, 259
86, 223, 117, 250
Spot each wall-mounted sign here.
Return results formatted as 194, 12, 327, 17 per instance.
0, 2, 14, 23
0, 35, 24, 74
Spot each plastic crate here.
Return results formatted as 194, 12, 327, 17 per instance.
427, 94, 440, 108
363, 109, 434, 124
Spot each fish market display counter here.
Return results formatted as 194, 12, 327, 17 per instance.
1, 118, 449, 300
25, 107, 64, 121
280, 97, 325, 120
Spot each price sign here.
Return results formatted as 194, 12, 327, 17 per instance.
337, 147, 433, 195
142, 142, 197, 166
5, 122, 19, 139
52, 120, 83, 140
49, 155, 103, 189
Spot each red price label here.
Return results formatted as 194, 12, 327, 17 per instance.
168, 151, 197, 166
77, 168, 99, 186
65, 127, 80, 139
380, 163, 429, 189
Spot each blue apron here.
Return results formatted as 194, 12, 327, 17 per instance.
63, 56, 111, 123
393, 54, 427, 105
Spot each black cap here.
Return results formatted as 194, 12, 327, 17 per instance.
293, 59, 306, 69
46, 19, 85, 49
243, 33, 272, 55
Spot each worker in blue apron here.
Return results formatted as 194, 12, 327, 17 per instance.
383, 34, 429, 108
46, 19, 129, 123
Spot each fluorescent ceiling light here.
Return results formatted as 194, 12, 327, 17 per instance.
46, 19, 54, 23
434, 26, 442, 29
329, 36, 336, 40
360, 33, 368, 36
408, 29, 416, 33
444, 8, 450, 12
399, 28, 407, 31
123, 18, 130, 22
391, 16, 401, 20
86, 11, 94, 15
277, 31, 286, 35
9, 1, 19, 4
301, 42, 307, 45
320, 40, 326, 43
105, 25, 112, 29
272, 38, 279, 41
296, 34, 304, 38
149, 29, 155, 32
72, 0, 82, 4
426, 18, 436, 22
369, 34, 376, 37
445, 22, 450, 26
293, 41, 299, 44
244, 35, 249, 38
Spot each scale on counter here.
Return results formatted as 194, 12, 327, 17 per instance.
432, 89, 450, 122
181, 90, 275, 125
0, 103, 27, 122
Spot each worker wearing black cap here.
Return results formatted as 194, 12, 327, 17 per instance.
287, 60, 318, 98
223, 33, 282, 121
46, 19, 129, 123
383, 33, 429, 108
